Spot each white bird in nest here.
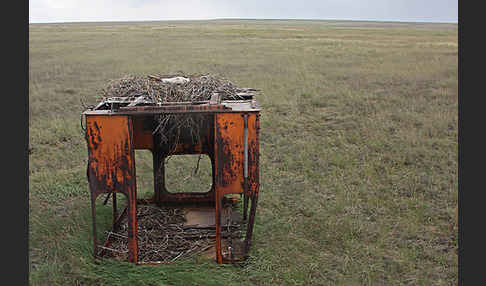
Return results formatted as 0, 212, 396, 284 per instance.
161, 76, 190, 84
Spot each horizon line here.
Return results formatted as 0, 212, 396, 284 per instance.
29, 17, 458, 25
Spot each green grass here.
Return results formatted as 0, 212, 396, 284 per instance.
29, 19, 458, 285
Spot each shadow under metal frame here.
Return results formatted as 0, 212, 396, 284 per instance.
84, 101, 261, 264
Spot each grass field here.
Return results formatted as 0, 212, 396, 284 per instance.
29, 19, 458, 285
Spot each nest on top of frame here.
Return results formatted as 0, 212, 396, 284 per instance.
94, 73, 258, 156
101, 73, 247, 103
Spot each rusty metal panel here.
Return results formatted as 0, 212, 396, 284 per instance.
85, 115, 139, 263
86, 115, 136, 198
214, 113, 245, 195
247, 113, 260, 196
84, 109, 259, 265
132, 116, 154, 150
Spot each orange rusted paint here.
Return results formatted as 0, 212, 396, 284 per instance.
214, 113, 245, 195
213, 113, 261, 263
132, 116, 154, 150
247, 113, 260, 197
167, 143, 204, 154
244, 113, 260, 254
86, 115, 134, 195
86, 115, 138, 263
214, 113, 245, 264
84, 106, 260, 265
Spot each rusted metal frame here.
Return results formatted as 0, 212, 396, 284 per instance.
85, 115, 138, 263
87, 109, 259, 264
244, 113, 260, 257
152, 113, 217, 206
213, 113, 224, 264
152, 155, 216, 205
84, 108, 261, 117
102, 192, 112, 205
244, 193, 259, 255
89, 191, 123, 257
215, 191, 223, 264
134, 113, 217, 205
132, 115, 155, 150
120, 109, 231, 115
134, 113, 214, 205
83, 100, 261, 117
153, 152, 216, 205
113, 206, 128, 232
126, 117, 138, 263
90, 199, 127, 258
214, 113, 246, 194
153, 140, 164, 206
98, 205, 129, 257
214, 113, 247, 263
86, 115, 126, 259
85, 117, 97, 259
243, 113, 249, 221
221, 112, 260, 262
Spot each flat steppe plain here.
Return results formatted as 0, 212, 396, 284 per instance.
29, 19, 458, 285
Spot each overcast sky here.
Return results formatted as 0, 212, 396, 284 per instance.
29, 0, 458, 24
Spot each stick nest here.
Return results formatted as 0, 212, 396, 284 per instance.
100, 204, 241, 263
100, 73, 246, 102
97, 73, 254, 155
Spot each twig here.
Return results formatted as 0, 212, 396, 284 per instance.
100, 204, 242, 263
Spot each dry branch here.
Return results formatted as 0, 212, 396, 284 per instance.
100, 204, 242, 263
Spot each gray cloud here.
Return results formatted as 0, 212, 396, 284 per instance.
29, 0, 458, 23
